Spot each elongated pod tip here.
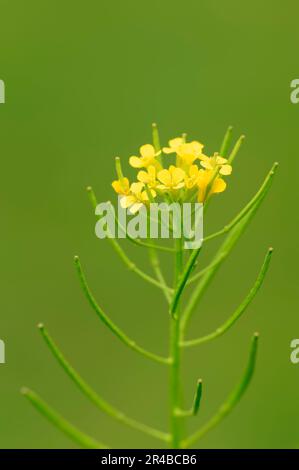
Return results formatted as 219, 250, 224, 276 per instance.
197, 378, 203, 385
74, 255, 79, 262
86, 186, 92, 192
253, 332, 260, 339
240, 134, 245, 140
269, 162, 279, 176
20, 386, 29, 395
152, 122, 157, 128
37, 323, 44, 330
268, 247, 274, 253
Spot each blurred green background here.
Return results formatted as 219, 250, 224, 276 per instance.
0, 0, 297, 449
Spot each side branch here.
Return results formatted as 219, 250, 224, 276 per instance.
38, 325, 170, 442
175, 379, 203, 417
182, 248, 273, 348
21, 387, 107, 449
74, 256, 171, 365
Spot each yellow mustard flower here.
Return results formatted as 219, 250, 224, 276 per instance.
120, 182, 156, 214
162, 137, 185, 155
129, 144, 161, 170
185, 164, 200, 189
137, 165, 157, 188
163, 137, 205, 170
111, 177, 130, 195
156, 165, 185, 192
200, 153, 232, 176
197, 169, 226, 203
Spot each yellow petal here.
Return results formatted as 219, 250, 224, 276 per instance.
130, 202, 143, 214
140, 144, 155, 158
172, 167, 185, 186
137, 170, 149, 184
173, 182, 185, 189
216, 156, 228, 165
200, 160, 213, 170
162, 146, 173, 154
212, 178, 227, 194
190, 141, 204, 154
120, 195, 136, 208
219, 164, 232, 176
157, 169, 171, 186
112, 177, 130, 194
189, 165, 199, 177
129, 156, 143, 168
148, 165, 156, 179
162, 137, 183, 154
130, 182, 144, 195
156, 184, 167, 191
112, 180, 122, 194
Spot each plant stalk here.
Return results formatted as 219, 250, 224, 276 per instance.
170, 236, 183, 448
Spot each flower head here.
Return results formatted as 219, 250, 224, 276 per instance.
200, 153, 232, 176
162, 137, 184, 155
163, 137, 204, 170
156, 165, 185, 192
185, 165, 200, 189
111, 177, 130, 195
112, 126, 234, 209
129, 144, 161, 170
137, 165, 157, 188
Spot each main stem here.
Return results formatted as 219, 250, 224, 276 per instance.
170, 236, 183, 448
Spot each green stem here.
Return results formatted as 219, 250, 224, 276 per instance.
21, 387, 107, 449
170, 237, 183, 448
228, 134, 245, 164
219, 125, 233, 157
74, 256, 170, 365
170, 247, 202, 315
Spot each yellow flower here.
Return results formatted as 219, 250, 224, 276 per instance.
162, 137, 185, 155
137, 165, 157, 188
163, 137, 205, 170
197, 169, 226, 203
111, 177, 130, 195
129, 144, 161, 169
200, 153, 232, 176
120, 182, 156, 214
156, 165, 185, 192
185, 164, 200, 189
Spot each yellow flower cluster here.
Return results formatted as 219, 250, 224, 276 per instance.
112, 133, 232, 213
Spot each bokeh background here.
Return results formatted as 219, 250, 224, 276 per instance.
0, 0, 297, 449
